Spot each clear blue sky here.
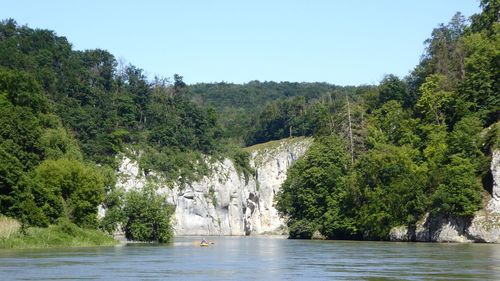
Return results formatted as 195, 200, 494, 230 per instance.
1, 0, 481, 85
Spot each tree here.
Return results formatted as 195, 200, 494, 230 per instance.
470, 0, 500, 34
125, 65, 150, 128
19, 158, 106, 228
173, 74, 186, 96
448, 116, 484, 166
79, 49, 116, 92
0, 67, 48, 113
422, 12, 467, 84
0, 144, 24, 215
416, 74, 455, 126
123, 186, 174, 243
276, 136, 352, 238
371, 100, 420, 147
457, 30, 499, 125
39, 127, 82, 160
430, 155, 482, 217
378, 74, 408, 106
354, 144, 427, 240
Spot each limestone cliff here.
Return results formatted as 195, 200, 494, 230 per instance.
390, 150, 500, 243
116, 137, 312, 236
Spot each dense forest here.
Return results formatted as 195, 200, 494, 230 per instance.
0, 0, 498, 243
0, 18, 220, 241
276, 1, 499, 239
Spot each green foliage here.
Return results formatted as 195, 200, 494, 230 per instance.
0, 144, 24, 215
0, 94, 42, 171
354, 144, 428, 239
448, 116, 485, 170
249, 97, 325, 144
139, 146, 209, 185
14, 159, 105, 228
207, 186, 217, 207
430, 156, 482, 217
378, 74, 409, 107
276, 136, 352, 238
0, 67, 93, 226
484, 122, 500, 152
470, 0, 500, 34
99, 187, 125, 234
321, 175, 359, 239
416, 74, 455, 126
287, 219, 317, 239
0, 220, 117, 249
39, 127, 82, 160
123, 186, 174, 243
277, 5, 496, 241
371, 100, 421, 146
0, 67, 48, 113
147, 85, 222, 153
223, 141, 254, 184
421, 12, 467, 86
187, 81, 339, 141
420, 124, 448, 166
457, 26, 499, 124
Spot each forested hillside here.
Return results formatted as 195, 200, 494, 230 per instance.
0, 0, 498, 244
188, 81, 373, 146
0, 19, 226, 241
0, 19, 368, 240
276, 1, 499, 240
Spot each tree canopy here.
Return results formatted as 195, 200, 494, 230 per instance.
276, 2, 499, 240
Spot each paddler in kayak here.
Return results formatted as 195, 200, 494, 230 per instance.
200, 238, 208, 246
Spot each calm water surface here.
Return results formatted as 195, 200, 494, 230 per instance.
1, 236, 500, 280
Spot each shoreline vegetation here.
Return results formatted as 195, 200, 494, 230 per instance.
0, 216, 117, 249
0, 1, 497, 247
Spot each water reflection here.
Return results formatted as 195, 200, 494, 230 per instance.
1, 237, 500, 280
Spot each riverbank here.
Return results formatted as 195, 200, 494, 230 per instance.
0, 217, 117, 249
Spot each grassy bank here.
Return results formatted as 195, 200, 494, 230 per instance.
0, 217, 117, 249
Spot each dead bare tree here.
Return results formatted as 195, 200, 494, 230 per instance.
346, 93, 354, 164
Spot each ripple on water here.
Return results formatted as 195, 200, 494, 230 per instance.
1, 237, 500, 280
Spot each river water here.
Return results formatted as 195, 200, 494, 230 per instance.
1, 236, 500, 280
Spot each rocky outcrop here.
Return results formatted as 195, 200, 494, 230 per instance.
390, 150, 500, 243
116, 137, 312, 236
487, 150, 500, 212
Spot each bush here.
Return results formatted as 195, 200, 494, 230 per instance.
288, 219, 317, 239
123, 186, 174, 243
16, 158, 105, 228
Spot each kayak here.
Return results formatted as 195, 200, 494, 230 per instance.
200, 242, 209, 247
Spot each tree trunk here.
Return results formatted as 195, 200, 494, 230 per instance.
346, 93, 354, 164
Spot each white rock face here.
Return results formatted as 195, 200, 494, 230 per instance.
116, 138, 312, 236
390, 150, 500, 243
117, 156, 147, 191
487, 150, 500, 213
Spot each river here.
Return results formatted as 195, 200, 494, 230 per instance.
1, 236, 500, 280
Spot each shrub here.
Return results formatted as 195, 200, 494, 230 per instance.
123, 186, 174, 243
